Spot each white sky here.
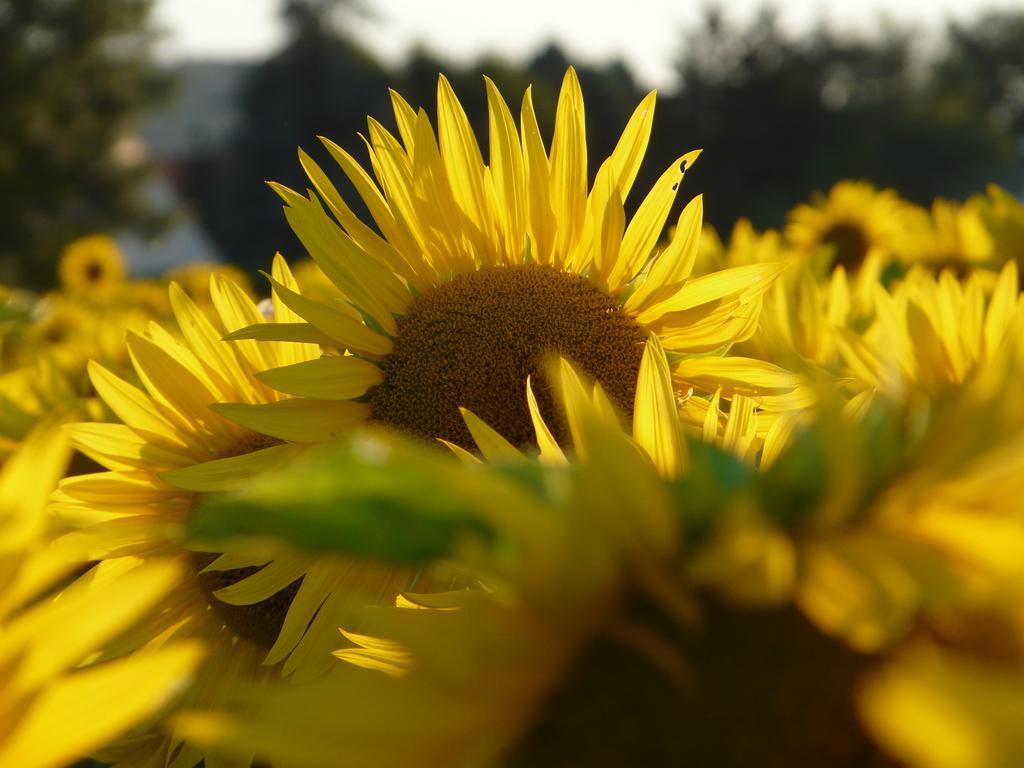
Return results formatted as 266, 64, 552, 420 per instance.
154, 0, 1024, 88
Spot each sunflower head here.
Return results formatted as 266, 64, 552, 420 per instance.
369, 263, 646, 447
58, 234, 125, 300
785, 181, 913, 275
229, 69, 784, 458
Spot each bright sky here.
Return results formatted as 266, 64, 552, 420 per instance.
154, 0, 1024, 88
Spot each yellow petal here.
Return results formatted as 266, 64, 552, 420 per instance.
256, 355, 383, 400
632, 334, 684, 478
320, 135, 420, 263
673, 357, 802, 397
125, 331, 230, 442
169, 283, 250, 399
214, 557, 308, 606
609, 90, 657, 201
626, 192, 703, 314
521, 86, 555, 265
0, 642, 202, 768
277, 190, 407, 332
210, 399, 369, 443
549, 67, 587, 267
614, 152, 697, 290
161, 444, 302, 493
702, 389, 723, 444
458, 407, 524, 463
299, 151, 427, 291
984, 260, 1019, 359
638, 261, 787, 323
87, 362, 192, 451
263, 275, 393, 357
223, 321, 335, 347
526, 377, 566, 465
64, 423, 191, 473
0, 559, 183, 692
437, 74, 491, 243
587, 164, 625, 287
389, 88, 418, 150
485, 76, 527, 264
438, 439, 482, 465
210, 274, 277, 377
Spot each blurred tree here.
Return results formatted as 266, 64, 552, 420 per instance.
658, 7, 1015, 232
930, 11, 1024, 156
188, 0, 391, 272
178, 2, 1023, 271
0, 0, 168, 288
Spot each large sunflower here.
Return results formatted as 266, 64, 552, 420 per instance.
55, 259, 421, 767
224, 69, 790, 455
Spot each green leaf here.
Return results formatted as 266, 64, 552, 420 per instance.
190, 431, 505, 563
671, 438, 755, 541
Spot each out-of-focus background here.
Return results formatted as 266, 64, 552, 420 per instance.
3, 0, 1023, 288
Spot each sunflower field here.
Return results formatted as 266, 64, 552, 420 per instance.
3, 67, 1024, 768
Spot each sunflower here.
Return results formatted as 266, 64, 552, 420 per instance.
785, 181, 921, 311
176, 357, 687, 768
226, 69, 790, 458
55, 260, 422, 767
58, 234, 126, 300
902, 198, 995, 280
838, 260, 1023, 400
974, 184, 1024, 282
0, 424, 203, 768
176, 334, 1024, 768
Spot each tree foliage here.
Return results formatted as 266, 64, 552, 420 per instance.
0, 0, 168, 287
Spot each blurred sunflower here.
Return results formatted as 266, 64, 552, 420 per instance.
178, 329, 1024, 768
693, 217, 791, 276
902, 198, 995, 280
229, 69, 790, 456
839, 260, 1023, 399
58, 234, 126, 300
0, 425, 203, 768
176, 332, 1024, 768
55, 259, 422, 767
785, 181, 916, 298
974, 184, 1024, 282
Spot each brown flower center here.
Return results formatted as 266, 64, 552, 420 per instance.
510, 597, 896, 768
369, 264, 646, 449
85, 259, 103, 283
822, 223, 871, 274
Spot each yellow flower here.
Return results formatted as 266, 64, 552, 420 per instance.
58, 234, 126, 300
974, 184, 1024, 280
785, 181, 924, 314
229, 69, 788, 456
839, 260, 1023, 399
176, 333, 1024, 768
54, 260, 419, 766
901, 198, 995, 279
0, 425, 202, 768
177, 362, 685, 768
0, 360, 98, 462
